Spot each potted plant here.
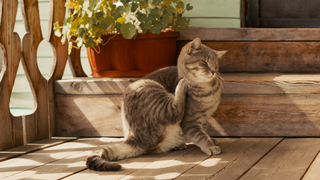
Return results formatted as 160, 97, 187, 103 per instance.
54, 0, 193, 77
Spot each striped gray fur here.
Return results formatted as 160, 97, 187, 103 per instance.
86, 38, 227, 171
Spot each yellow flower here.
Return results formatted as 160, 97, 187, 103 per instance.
116, 17, 126, 24
65, 0, 78, 9
94, 37, 103, 45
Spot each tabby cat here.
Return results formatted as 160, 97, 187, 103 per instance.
86, 38, 227, 171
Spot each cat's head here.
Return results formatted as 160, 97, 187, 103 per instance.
177, 38, 227, 83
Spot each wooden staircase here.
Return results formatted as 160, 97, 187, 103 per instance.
54, 28, 320, 137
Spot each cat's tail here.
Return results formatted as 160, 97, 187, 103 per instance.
86, 142, 144, 171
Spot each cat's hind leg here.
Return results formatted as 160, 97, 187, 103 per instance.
86, 142, 145, 171
153, 124, 186, 153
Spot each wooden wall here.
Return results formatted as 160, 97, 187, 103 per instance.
184, 0, 242, 28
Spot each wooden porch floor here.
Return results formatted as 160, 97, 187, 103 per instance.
1, 137, 320, 180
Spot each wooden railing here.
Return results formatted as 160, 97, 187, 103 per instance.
0, 0, 83, 151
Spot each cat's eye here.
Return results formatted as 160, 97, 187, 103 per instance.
200, 60, 208, 65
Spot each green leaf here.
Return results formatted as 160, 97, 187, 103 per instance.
172, 0, 180, 3
131, 2, 139, 12
77, 26, 85, 38
95, 11, 104, 17
151, 24, 161, 34
139, 23, 148, 33
124, 3, 132, 14
77, 0, 84, 6
101, 16, 115, 30
85, 18, 93, 30
179, 17, 190, 27
137, 11, 148, 22
64, 17, 73, 26
152, 0, 161, 6
166, 6, 174, 14
144, 16, 153, 28
163, 0, 172, 6
150, 7, 160, 14
139, 0, 148, 8
186, 3, 193, 11
133, 30, 139, 40
92, 17, 99, 25
115, 22, 122, 32
150, 13, 161, 20
159, 19, 168, 29
120, 0, 131, 5
85, 37, 95, 48
164, 14, 173, 24
116, 6, 124, 14
176, 2, 184, 9
121, 22, 137, 39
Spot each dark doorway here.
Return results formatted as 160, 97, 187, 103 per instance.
246, 0, 320, 27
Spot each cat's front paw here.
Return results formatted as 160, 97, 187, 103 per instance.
201, 145, 221, 156
178, 79, 188, 94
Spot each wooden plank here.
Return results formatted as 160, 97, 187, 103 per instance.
63, 150, 177, 180
240, 138, 320, 180
64, 140, 237, 180
175, 138, 282, 180
0, 137, 76, 162
55, 74, 320, 95
0, 0, 23, 150
9, 137, 178, 180
47, 0, 69, 137
119, 138, 237, 180
55, 94, 123, 137
302, 151, 320, 179
184, 0, 241, 18
210, 94, 320, 136
177, 28, 320, 41
55, 77, 136, 95
222, 74, 320, 95
177, 41, 320, 73
55, 76, 320, 137
189, 18, 241, 28
0, 138, 103, 179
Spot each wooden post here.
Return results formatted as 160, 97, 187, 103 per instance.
21, 0, 51, 141
47, 0, 69, 137
0, 0, 23, 150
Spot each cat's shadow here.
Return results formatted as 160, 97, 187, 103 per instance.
209, 73, 316, 137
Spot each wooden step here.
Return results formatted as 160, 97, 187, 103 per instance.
54, 73, 320, 137
177, 28, 320, 73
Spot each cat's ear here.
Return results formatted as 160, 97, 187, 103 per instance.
191, 37, 202, 50
188, 38, 202, 54
214, 50, 228, 59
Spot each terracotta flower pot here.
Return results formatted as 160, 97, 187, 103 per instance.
86, 31, 180, 77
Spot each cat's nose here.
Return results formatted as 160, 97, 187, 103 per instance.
211, 70, 215, 74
